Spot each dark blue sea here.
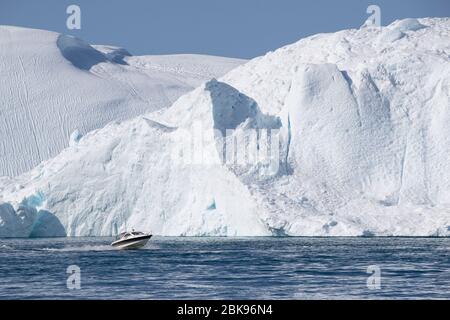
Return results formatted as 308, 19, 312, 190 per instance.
0, 237, 449, 299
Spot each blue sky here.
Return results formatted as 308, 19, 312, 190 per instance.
0, 0, 448, 59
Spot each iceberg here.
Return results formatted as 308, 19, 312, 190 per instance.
0, 26, 245, 177
0, 18, 449, 237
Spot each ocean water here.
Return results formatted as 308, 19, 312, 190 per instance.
0, 237, 448, 299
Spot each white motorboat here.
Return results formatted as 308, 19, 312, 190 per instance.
111, 230, 152, 250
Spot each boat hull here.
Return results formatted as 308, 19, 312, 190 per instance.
111, 235, 152, 250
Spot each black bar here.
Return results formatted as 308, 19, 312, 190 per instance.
0, 300, 447, 318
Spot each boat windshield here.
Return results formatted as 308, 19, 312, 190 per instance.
116, 231, 145, 240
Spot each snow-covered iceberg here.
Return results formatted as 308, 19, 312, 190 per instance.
0, 26, 244, 177
1, 18, 449, 237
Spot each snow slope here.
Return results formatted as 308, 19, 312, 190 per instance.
0, 26, 245, 177
1, 18, 449, 237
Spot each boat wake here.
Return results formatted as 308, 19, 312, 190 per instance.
0, 244, 14, 250
41, 245, 115, 252
40, 243, 159, 252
